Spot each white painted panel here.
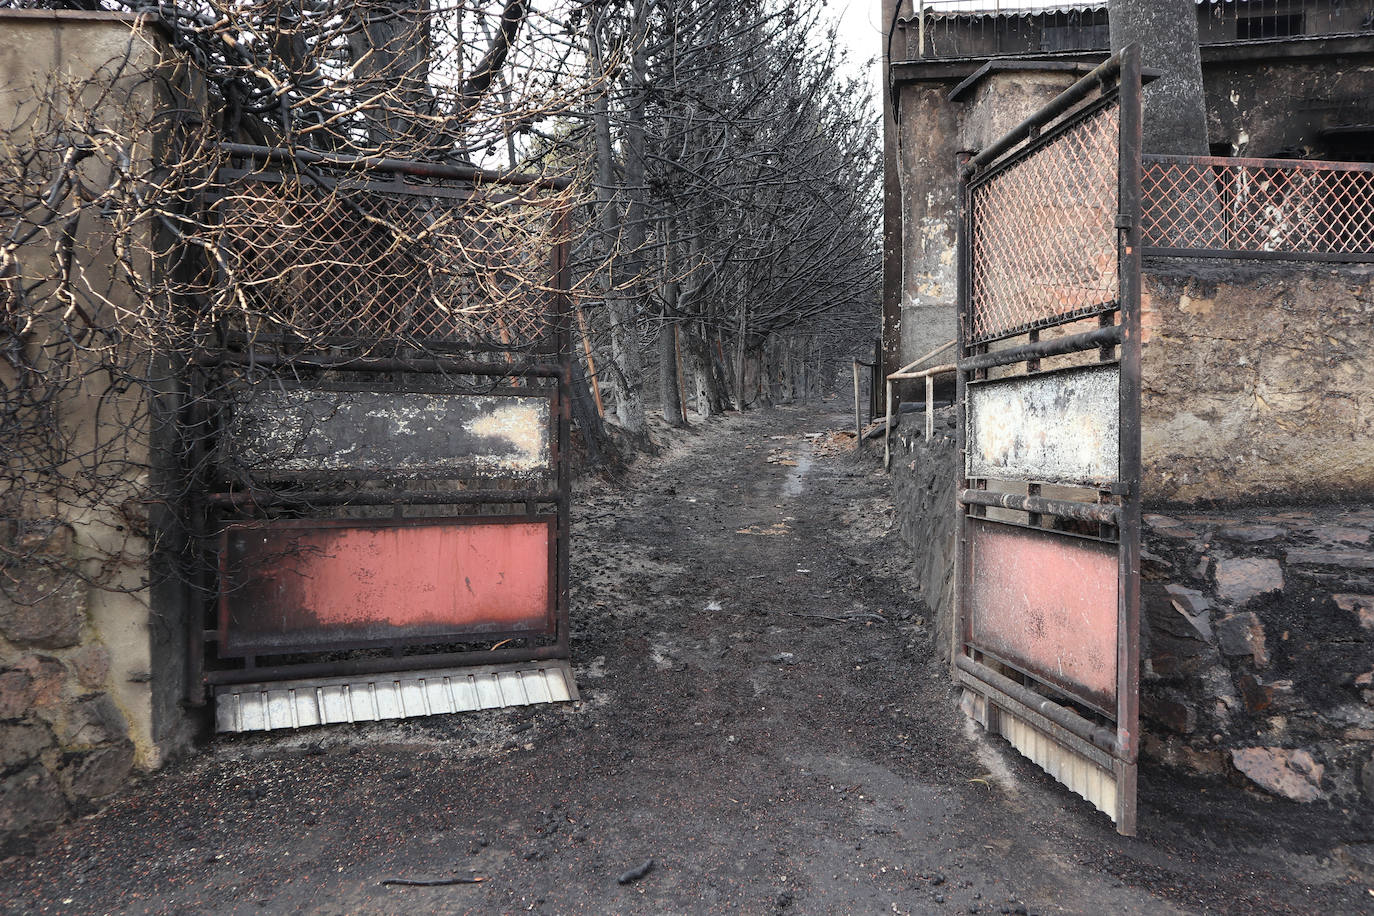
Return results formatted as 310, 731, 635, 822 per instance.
967, 364, 1119, 486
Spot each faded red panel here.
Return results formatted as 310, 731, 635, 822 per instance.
967, 520, 1118, 711
220, 517, 553, 655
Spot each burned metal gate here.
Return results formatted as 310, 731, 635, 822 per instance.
954, 49, 1143, 834
185, 146, 576, 731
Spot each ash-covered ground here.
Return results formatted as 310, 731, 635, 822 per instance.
3, 405, 1371, 915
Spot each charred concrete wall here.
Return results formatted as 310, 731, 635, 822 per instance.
0, 11, 195, 852
884, 37, 1374, 376
1141, 259, 1374, 506
1202, 45, 1374, 160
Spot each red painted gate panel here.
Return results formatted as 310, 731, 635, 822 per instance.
219, 517, 555, 656
967, 520, 1119, 714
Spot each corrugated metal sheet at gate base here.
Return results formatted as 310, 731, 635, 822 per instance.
967, 364, 1119, 486
214, 661, 579, 733
964, 689, 1118, 822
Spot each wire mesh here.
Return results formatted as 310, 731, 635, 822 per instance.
214, 172, 561, 350
969, 102, 1120, 342
1141, 156, 1374, 258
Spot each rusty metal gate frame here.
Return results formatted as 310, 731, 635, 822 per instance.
183, 147, 574, 703
953, 47, 1143, 835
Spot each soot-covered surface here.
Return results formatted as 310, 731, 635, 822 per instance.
3, 406, 1370, 915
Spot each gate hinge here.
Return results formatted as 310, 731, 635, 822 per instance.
1114, 213, 1135, 231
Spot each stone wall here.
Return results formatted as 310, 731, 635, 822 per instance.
886, 416, 1374, 809
888, 408, 959, 663
0, 10, 198, 849
1141, 259, 1374, 506
1, 523, 135, 854
1141, 508, 1374, 806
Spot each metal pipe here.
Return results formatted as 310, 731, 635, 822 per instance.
887, 362, 956, 381
218, 142, 574, 191
192, 349, 565, 378
958, 489, 1120, 525
960, 326, 1121, 371
889, 338, 955, 378
883, 378, 895, 469
207, 489, 557, 509
956, 655, 1120, 756
964, 51, 1125, 178
206, 644, 569, 686
925, 374, 934, 442
853, 360, 863, 443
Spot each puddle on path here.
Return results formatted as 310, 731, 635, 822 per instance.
782, 441, 813, 497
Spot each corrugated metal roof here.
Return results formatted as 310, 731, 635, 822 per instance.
920, 1, 1107, 17
214, 661, 579, 733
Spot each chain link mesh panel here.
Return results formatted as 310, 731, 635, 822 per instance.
969, 102, 1120, 342
1141, 157, 1374, 258
215, 175, 559, 350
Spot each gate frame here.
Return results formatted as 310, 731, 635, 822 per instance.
952, 46, 1143, 835
183, 147, 575, 705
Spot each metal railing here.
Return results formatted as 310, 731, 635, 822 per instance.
906, 1, 1374, 60
1141, 154, 1374, 261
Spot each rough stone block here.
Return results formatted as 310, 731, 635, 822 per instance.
1217, 525, 1286, 544
1165, 583, 1211, 616
59, 740, 134, 800
13, 655, 66, 709
71, 645, 111, 689
0, 720, 54, 771
1334, 594, 1374, 631
1231, 747, 1325, 802
1142, 693, 1196, 734
1285, 548, 1374, 571
0, 764, 68, 839
60, 694, 129, 747
0, 568, 85, 649
1214, 557, 1284, 606
1303, 525, 1373, 547
1216, 612, 1269, 667
0, 669, 34, 720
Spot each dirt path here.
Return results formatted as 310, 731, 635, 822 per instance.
3, 405, 1370, 915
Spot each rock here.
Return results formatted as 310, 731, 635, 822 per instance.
1284, 548, 1374, 571
0, 765, 68, 840
1163, 584, 1213, 641
1237, 673, 1273, 713
1231, 747, 1325, 802
1165, 584, 1211, 616
0, 669, 34, 720
1213, 558, 1283, 606
1216, 613, 1269, 667
1303, 525, 1373, 547
71, 645, 111, 689
13, 656, 66, 709
1334, 594, 1374, 631
0, 567, 85, 649
1362, 753, 1374, 802
1141, 693, 1196, 734
58, 740, 134, 800
61, 694, 129, 747
1217, 525, 1285, 544
0, 720, 54, 771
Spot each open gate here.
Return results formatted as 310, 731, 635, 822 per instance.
954, 48, 1143, 834
184, 147, 576, 731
